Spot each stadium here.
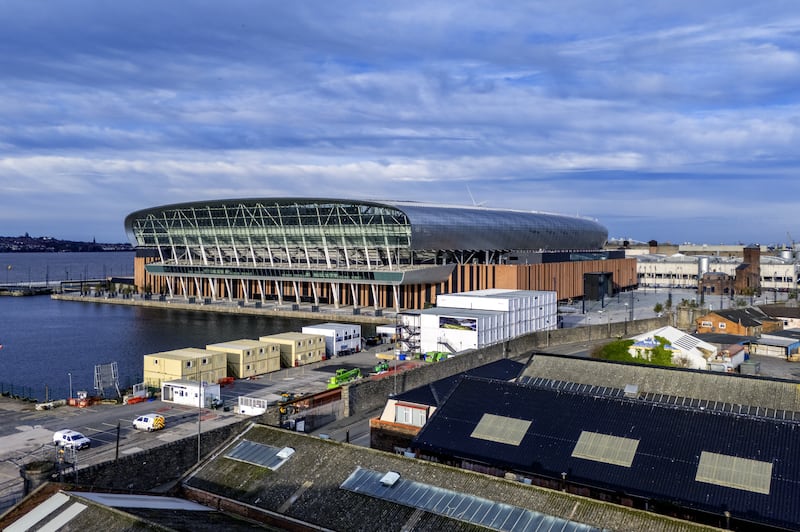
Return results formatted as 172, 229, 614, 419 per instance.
124, 198, 635, 311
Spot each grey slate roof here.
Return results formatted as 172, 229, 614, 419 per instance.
520, 354, 800, 412
758, 304, 800, 320
710, 308, 771, 327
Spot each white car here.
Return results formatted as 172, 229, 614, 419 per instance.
53, 429, 91, 450
132, 413, 166, 432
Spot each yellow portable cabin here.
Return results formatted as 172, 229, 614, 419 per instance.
143, 348, 227, 388
205, 339, 281, 379
259, 332, 326, 367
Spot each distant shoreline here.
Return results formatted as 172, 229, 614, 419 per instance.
0, 235, 131, 253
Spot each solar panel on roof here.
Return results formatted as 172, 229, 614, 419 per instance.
696, 451, 773, 495
340, 467, 601, 532
571, 431, 639, 467
470, 413, 531, 446
225, 440, 294, 471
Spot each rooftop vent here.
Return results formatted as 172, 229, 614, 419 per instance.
380, 471, 401, 487
624, 384, 639, 399
276, 447, 295, 460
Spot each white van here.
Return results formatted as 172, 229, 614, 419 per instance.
132, 413, 166, 432
53, 429, 91, 450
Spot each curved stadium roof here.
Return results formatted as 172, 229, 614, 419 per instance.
124, 198, 608, 252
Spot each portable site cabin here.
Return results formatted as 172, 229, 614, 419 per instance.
205, 338, 281, 379
143, 348, 227, 389
302, 322, 362, 358
161, 379, 221, 408
238, 392, 283, 416
259, 332, 326, 367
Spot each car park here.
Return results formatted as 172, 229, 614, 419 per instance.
52, 429, 91, 450
132, 413, 166, 432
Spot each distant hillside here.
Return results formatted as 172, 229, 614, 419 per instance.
0, 234, 132, 253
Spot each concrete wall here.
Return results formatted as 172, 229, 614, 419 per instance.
67, 419, 250, 491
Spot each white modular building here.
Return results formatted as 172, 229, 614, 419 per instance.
436, 289, 558, 335
301, 322, 362, 357
161, 379, 221, 408
238, 392, 283, 416
417, 290, 558, 354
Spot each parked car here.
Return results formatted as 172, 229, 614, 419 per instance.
132, 413, 166, 432
52, 429, 91, 450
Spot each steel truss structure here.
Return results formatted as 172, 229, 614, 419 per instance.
125, 198, 608, 312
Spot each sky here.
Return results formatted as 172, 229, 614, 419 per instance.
1, 1, 800, 246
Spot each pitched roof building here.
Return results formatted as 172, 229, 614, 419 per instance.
411, 374, 800, 531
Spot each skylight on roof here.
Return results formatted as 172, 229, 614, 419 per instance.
696, 451, 772, 495
341, 467, 599, 532
470, 413, 531, 446
225, 440, 295, 471
571, 431, 639, 467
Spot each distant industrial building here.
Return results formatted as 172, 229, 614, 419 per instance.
632, 244, 797, 296
124, 198, 637, 311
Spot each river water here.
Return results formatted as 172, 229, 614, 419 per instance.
0, 252, 334, 401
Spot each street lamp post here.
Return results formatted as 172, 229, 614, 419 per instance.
68, 372, 72, 400
197, 365, 203, 464
623, 303, 629, 335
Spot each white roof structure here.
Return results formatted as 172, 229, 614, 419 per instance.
631, 326, 717, 369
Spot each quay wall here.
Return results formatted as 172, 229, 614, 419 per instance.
51, 293, 392, 326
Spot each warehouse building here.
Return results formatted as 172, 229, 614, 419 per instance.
411, 372, 800, 531
124, 198, 635, 311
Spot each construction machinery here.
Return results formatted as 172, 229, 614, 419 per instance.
327, 368, 362, 389
373, 361, 390, 374
424, 351, 449, 362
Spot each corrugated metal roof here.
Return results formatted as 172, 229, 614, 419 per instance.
413, 376, 800, 530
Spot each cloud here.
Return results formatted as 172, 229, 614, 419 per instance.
1, 1, 800, 244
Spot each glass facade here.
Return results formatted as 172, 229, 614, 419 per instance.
124, 198, 610, 308
125, 198, 607, 277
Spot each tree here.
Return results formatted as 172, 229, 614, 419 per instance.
653, 302, 664, 315
593, 337, 675, 368
649, 336, 674, 367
